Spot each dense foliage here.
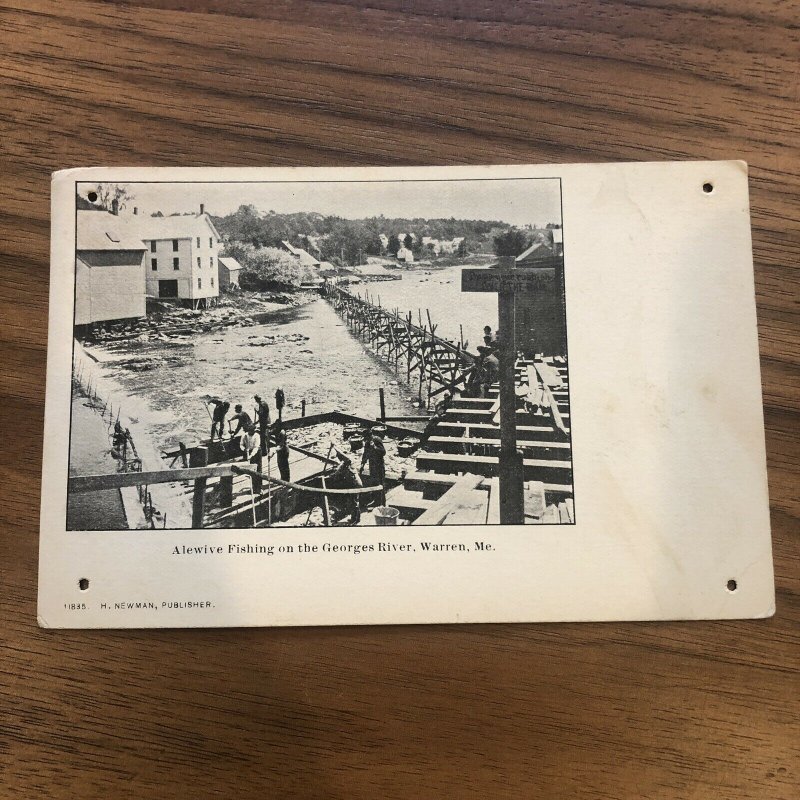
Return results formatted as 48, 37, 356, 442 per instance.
492, 228, 532, 257
223, 243, 313, 290
210, 204, 549, 266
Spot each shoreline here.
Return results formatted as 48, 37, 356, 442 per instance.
78, 289, 318, 348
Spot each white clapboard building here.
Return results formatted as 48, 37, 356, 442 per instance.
75, 209, 147, 327
140, 205, 222, 308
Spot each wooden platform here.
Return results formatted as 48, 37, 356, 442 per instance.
393, 357, 574, 524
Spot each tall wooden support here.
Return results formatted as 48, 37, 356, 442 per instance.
324, 283, 476, 407
189, 446, 208, 528
219, 475, 234, 507
462, 257, 528, 525
496, 260, 525, 524
379, 388, 386, 421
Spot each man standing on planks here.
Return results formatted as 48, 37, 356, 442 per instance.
240, 423, 262, 493
360, 427, 386, 507
230, 404, 252, 438
253, 395, 270, 456
208, 397, 230, 441
273, 420, 291, 482
330, 443, 362, 524
477, 345, 499, 398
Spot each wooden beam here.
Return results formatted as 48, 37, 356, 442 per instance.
412, 473, 484, 525
70, 464, 240, 492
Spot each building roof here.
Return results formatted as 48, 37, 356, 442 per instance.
515, 241, 553, 262
280, 241, 320, 267
134, 212, 221, 242
218, 256, 243, 272
77, 210, 147, 251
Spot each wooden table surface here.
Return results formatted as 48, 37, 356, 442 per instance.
1, 1, 797, 797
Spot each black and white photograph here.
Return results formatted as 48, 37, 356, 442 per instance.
67, 177, 572, 530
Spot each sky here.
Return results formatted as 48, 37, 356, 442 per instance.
83, 178, 562, 228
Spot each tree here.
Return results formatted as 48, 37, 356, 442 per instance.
457, 238, 468, 257
387, 234, 401, 257
95, 183, 133, 213
403, 234, 413, 250
493, 228, 530, 257
224, 243, 306, 290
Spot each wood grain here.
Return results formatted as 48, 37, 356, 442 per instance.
1, 1, 797, 797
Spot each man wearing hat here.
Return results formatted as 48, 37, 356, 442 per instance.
360, 426, 386, 507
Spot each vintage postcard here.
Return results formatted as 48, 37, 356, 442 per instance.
38, 162, 774, 628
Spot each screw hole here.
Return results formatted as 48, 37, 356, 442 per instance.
702, 182, 714, 194
78, 578, 90, 591
726, 579, 737, 592
87, 191, 98, 203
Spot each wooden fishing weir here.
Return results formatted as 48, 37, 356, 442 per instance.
323, 281, 476, 409
323, 279, 574, 525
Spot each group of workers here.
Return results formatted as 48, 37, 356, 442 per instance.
203, 387, 391, 523
206, 388, 290, 487
193, 321, 500, 519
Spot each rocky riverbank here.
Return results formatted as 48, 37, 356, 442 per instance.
78, 290, 317, 346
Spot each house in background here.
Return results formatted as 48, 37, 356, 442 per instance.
280, 240, 321, 268
75, 209, 146, 329
139, 205, 222, 309
514, 238, 566, 357
515, 240, 560, 268
217, 256, 242, 290
422, 236, 464, 255
396, 245, 414, 263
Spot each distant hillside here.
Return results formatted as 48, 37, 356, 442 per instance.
211, 204, 537, 266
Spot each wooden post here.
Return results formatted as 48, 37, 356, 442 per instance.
301, 399, 306, 417
320, 476, 331, 526
379, 388, 386, 421
496, 258, 525, 524
461, 256, 534, 524
190, 446, 208, 528
219, 475, 234, 507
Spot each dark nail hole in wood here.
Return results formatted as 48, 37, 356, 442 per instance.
702, 182, 714, 194
726, 579, 737, 592
79, 578, 89, 590
87, 191, 98, 202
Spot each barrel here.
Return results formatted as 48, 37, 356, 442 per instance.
374, 506, 400, 526
343, 423, 361, 440
349, 434, 364, 452
397, 438, 419, 457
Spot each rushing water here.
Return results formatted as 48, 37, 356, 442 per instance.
350, 264, 498, 349
90, 299, 414, 452
87, 264, 492, 454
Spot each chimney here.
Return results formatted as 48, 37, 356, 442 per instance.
111, 198, 119, 216
133, 206, 138, 215
200, 203, 205, 215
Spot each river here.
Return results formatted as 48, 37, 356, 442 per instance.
350, 264, 497, 348
83, 264, 492, 454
